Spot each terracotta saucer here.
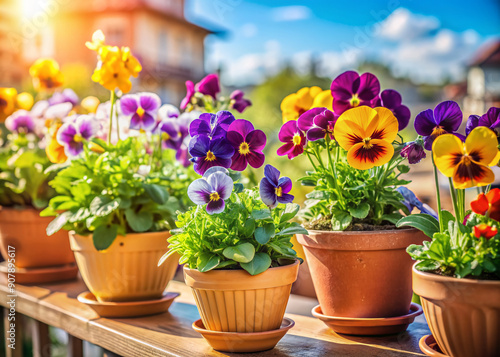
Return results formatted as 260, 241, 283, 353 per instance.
419, 335, 449, 357
312, 302, 423, 336
192, 317, 295, 353
77, 291, 179, 318
0, 262, 78, 284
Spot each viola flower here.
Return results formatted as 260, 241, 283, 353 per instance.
471, 189, 500, 222
5, 110, 35, 134
195, 74, 220, 99
91, 47, 132, 93
226, 119, 266, 171
371, 89, 411, 130
57, 115, 100, 157
330, 71, 380, 115
230, 90, 252, 113
189, 111, 235, 139
16, 92, 34, 111
473, 224, 498, 239
466, 107, 500, 136
280, 86, 323, 123
334, 106, 398, 170
277, 120, 306, 159
48, 89, 79, 106
297, 107, 337, 141
46, 137, 67, 164
0, 88, 18, 122
120, 93, 161, 131
188, 135, 235, 175
158, 104, 180, 119
180, 81, 195, 110
81, 96, 100, 114
397, 187, 438, 218
259, 164, 294, 208
44, 102, 73, 121
187, 167, 233, 214
121, 46, 142, 78
433, 127, 500, 189
29, 58, 64, 91
311, 90, 333, 111
414, 101, 464, 150
401, 140, 426, 164
159, 119, 183, 150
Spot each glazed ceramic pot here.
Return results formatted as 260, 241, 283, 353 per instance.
69, 231, 179, 302
0, 208, 75, 268
184, 260, 299, 333
413, 265, 500, 357
296, 228, 425, 318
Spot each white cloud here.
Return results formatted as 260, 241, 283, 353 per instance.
271, 6, 312, 22
376, 8, 440, 41
241, 23, 257, 38
317, 49, 364, 78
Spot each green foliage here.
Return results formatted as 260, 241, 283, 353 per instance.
164, 189, 306, 275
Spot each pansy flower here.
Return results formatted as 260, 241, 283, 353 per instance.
29, 58, 64, 91
226, 119, 266, 171
49, 89, 79, 106
371, 89, 411, 131
334, 106, 398, 170
5, 110, 35, 134
277, 120, 306, 159
280, 86, 323, 122
230, 90, 252, 113
473, 224, 498, 239
120, 92, 161, 131
466, 107, 500, 136
297, 107, 337, 141
414, 101, 464, 150
400, 139, 426, 164
259, 164, 294, 208
433, 127, 500, 189
57, 115, 100, 157
330, 71, 380, 115
195, 74, 220, 99
471, 188, 500, 222
187, 167, 233, 214
16, 92, 34, 111
397, 187, 437, 218
180, 81, 195, 110
188, 135, 235, 175
0, 88, 18, 121
189, 111, 235, 139
159, 119, 185, 150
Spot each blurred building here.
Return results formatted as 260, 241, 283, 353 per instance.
1, 0, 213, 104
0, 0, 24, 86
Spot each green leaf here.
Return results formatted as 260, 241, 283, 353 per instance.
306, 190, 329, 199
223, 243, 255, 263
348, 203, 370, 219
331, 210, 352, 231
143, 183, 169, 204
252, 209, 272, 220
242, 218, 255, 237
280, 203, 300, 224
275, 224, 308, 236
197, 253, 221, 272
90, 196, 120, 217
93, 224, 118, 251
46, 211, 73, 236
233, 183, 244, 193
254, 223, 275, 245
397, 214, 440, 238
125, 209, 153, 232
240, 253, 272, 275
397, 164, 410, 174
69, 207, 91, 223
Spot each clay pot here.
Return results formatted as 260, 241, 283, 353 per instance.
0, 208, 75, 268
296, 228, 425, 318
184, 260, 299, 333
413, 265, 500, 357
69, 231, 179, 302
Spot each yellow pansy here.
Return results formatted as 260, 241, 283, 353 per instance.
29, 58, 64, 91
81, 96, 100, 113
85, 29, 105, 51
0, 88, 18, 122
92, 60, 132, 93
311, 89, 333, 111
281, 86, 323, 123
121, 47, 142, 77
16, 92, 34, 111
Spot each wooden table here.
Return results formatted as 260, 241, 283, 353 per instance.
0, 276, 430, 356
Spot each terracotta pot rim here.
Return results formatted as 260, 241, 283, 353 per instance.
184, 259, 299, 274
304, 227, 417, 235
412, 263, 500, 286
70, 230, 170, 239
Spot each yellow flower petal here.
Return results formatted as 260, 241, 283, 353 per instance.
81, 96, 100, 113
0, 87, 18, 121
346, 139, 394, 170
29, 58, 64, 91
311, 90, 333, 111
16, 92, 34, 110
86, 29, 106, 51
465, 126, 500, 166
452, 162, 494, 189
46, 138, 67, 164
432, 134, 464, 177
372, 107, 399, 142
334, 106, 378, 151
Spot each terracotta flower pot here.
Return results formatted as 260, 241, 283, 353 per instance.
69, 231, 179, 302
413, 265, 500, 357
296, 228, 425, 318
184, 260, 299, 333
0, 208, 75, 268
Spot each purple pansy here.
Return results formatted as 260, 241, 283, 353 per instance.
277, 120, 306, 159
397, 187, 438, 219
48, 89, 79, 106
226, 119, 266, 171
44, 102, 73, 120
57, 115, 100, 157
401, 140, 426, 164
120, 92, 161, 131
230, 90, 252, 113
188, 135, 235, 175
259, 164, 294, 209
465, 107, 500, 136
330, 71, 380, 115
159, 119, 183, 150
297, 107, 337, 141
195, 74, 220, 99
5, 110, 35, 134
371, 89, 411, 131
414, 101, 464, 150
180, 81, 195, 110
189, 111, 235, 139
187, 167, 233, 214
158, 104, 180, 119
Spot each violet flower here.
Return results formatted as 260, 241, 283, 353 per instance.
5, 110, 35, 134
57, 115, 100, 157
159, 119, 183, 150
277, 120, 306, 159
158, 104, 180, 119
330, 71, 380, 115
188, 135, 235, 175
397, 187, 438, 219
465, 107, 500, 136
400, 140, 426, 164
259, 164, 294, 208
120, 92, 161, 131
414, 101, 464, 150
230, 90, 252, 113
187, 167, 233, 214
297, 107, 337, 141
189, 111, 235, 139
180, 81, 195, 110
44, 102, 73, 120
48, 89, 79, 106
226, 119, 266, 171
195, 74, 220, 99
371, 89, 411, 131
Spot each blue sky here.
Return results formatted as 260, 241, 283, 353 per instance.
186, 0, 500, 85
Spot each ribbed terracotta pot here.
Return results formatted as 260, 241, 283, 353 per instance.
413, 265, 500, 357
184, 260, 299, 333
296, 228, 425, 318
69, 231, 179, 302
0, 208, 75, 268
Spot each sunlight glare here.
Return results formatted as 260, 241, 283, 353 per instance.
20, 0, 51, 20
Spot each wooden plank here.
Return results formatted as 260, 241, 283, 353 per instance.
3, 307, 23, 357
32, 319, 51, 357
68, 334, 83, 357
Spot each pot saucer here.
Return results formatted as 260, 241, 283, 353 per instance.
192, 317, 295, 353
312, 302, 423, 336
77, 291, 179, 318
0, 262, 78, 284
419, 335, 449, 357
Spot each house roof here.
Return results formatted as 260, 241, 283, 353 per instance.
469, 39, 500, 67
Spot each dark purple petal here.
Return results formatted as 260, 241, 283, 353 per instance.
230, 90, 252, 113
264, 164, 280, 187
423, 136, 433, 151
141, 112, 156, 131
357, 73, 380, 101
180, 81, 194, 110
278, 177, 292, 194
77, 115, 99, 140
57, 123, 77, 146
207, 172, 233, 200
214, 111, 235, 132
187, 179, 212, 205
230, 90, 244, 101
277, 193, 294, 205
246, 129, 266, 151
129, 113, 142, 130
414, 109, 437, 136
206, 198, 225, 214
480, 107, 500, 129
401, 142, 426, 164
313, 110, 335, 130
210, 137, 235, 159
195, 74, 220, 99
332, 100, 351, 115
228, 119, 254, 138
188, 134, 210, 158
120, 95, 139, 116
278, 120, 299, 142
454, 132, 466, 141
466, 115, 480, 136
307, 127, 327, 141
230, 152, 248, 171
393, 105, 411, 131
330, 71, 359, 101
193, 156, 232, 175
297, 107, 325, 132
277, 142, 295, 157
5, 111, 35, 133
433, 101, 462, 132
189, 114, 212, 137
66, 141, 84, 157
176, 146, 191, 167
226, 130, 244, 148
260, 177, 278, 208
289, 143, 305, 159
139, 93, 161, 113
246, 151, 265, 169
379, 89, 402, 109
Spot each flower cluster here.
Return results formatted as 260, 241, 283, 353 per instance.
29, 58, 64, 92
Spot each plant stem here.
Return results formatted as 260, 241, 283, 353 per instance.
108, 90, 117, 145
432, 155, 444, 232
448, 177, 461, 226
305, 150, 318, 171
326, 137, 344, 208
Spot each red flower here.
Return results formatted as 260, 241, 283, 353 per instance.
471, 189, 500, 222
473, 224, 498, 239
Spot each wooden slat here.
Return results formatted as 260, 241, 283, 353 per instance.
32, 319, 51, 357
68, 334, 83, 357
3, 307, 23, 357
